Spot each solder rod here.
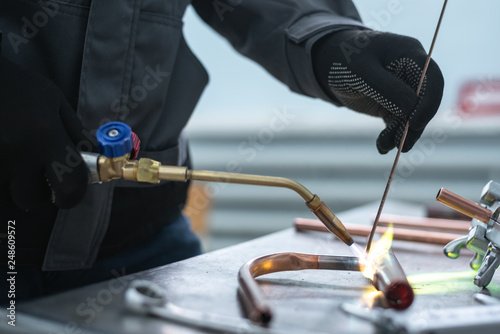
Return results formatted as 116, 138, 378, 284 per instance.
436, 188, 492, 224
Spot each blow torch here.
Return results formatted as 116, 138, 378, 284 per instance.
82, 122, 354, 246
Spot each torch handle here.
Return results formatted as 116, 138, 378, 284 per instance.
436, 188, 492, 224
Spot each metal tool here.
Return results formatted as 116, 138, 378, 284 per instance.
125, 280, 274, 333
341, 301, 500, 334
366, 0, 449, 253
124, 279, 329, 334
474, 292, 500, 305
82, 121, 354, 246
436, 181, 500, 287
238, 250, 413, 325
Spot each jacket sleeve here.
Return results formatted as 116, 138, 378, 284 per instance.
191, 0, 367, 104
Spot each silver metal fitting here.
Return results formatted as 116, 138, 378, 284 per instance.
80, 152, 101, 184
466, 225, 489, 255
474, 245, 500, 287
441, 180, 500, 287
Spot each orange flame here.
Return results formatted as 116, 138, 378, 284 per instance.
358, 224, 394, 280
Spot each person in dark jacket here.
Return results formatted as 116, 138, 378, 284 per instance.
0, 0, 443, 303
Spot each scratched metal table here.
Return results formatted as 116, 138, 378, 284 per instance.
3, 201, 500, 334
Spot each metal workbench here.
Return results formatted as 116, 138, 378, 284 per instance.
2, 201, 500, 333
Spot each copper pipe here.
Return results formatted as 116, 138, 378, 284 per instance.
436, 188, 492, 224
294, 218, 463, 245
239, 253, 321, 324
238, 253, 359, 324
238, 251, 414, 324
369, 250, 414, 310
377, 214, 469, 233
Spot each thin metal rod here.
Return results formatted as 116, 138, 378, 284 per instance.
366, 0, 449, 253
366, 123, 408, 252
416, 0, 449, 97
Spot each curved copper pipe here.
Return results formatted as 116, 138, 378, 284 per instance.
238, 253, 360, 324
238, 251, 414, 324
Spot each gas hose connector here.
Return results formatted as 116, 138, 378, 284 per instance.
81, 121, 159, 184
122, 158, 161, 183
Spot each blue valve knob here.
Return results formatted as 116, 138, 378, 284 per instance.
96, 122, 133, 158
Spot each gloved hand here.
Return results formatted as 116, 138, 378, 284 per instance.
312, 29, 444, 154
0, 56, 91, 209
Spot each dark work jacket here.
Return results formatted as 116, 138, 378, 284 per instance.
0, 0, 364, 270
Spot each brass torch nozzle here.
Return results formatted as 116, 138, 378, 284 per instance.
89, 152, 354, 246
159, 166, 355, 246
306, 195, 354, 246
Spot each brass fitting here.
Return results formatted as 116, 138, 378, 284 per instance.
97, 155, 129, 182
122, 158, 161, 183
96, 155, 162, 184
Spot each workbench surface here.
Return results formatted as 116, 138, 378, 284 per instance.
3, 201, 500, 333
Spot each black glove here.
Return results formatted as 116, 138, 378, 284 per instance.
0, 56, 91, 209
312, 29, 444, 154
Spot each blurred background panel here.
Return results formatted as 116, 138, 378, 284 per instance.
182, 0, 500, 251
